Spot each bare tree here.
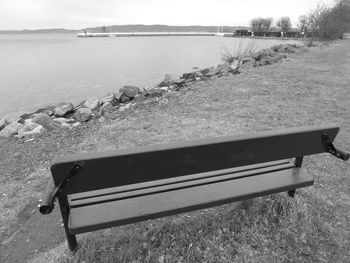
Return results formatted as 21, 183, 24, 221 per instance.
250, 18, 264, 36
307, 3, 328, 44
251, 17, 273, 36
297, 15, 310, 37
262, 18, 273, 36
276, 17, 292, 36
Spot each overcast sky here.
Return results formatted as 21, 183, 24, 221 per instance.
0, 0, 331, 30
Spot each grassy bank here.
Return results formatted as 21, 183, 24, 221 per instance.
1, 40, 349, 263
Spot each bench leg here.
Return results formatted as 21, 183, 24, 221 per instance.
287, 189, 296, 197
58, 196, 78, 251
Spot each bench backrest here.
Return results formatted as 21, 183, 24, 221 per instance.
51, 124, 339, 195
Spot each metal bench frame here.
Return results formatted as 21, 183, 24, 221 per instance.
39, 124, 349, 251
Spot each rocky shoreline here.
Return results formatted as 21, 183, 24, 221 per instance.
0, 43, 306, 139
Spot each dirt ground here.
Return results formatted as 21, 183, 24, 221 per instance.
0, 39, 349, 262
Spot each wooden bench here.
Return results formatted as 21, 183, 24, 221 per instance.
39, 124, 349, 251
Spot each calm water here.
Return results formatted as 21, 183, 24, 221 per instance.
0, 34, 299, 119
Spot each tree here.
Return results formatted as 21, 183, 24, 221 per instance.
250, 17, 273, 36
276, 17, 292, 36
307, 3, 328, 44
262, 18, 273, 35
297, 15, 310, 37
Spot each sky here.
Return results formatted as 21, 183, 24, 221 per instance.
0, 0, 332, 30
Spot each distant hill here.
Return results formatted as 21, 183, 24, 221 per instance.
0, 25, 252, 34
0, 28, 78, 34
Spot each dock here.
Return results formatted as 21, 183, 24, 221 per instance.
77, 32, 233, 37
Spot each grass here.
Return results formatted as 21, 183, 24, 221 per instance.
220, 39, 258, 64
2, 40, 349, 262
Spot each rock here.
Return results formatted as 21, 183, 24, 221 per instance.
271, 44, 299, 54
119, 86, 141, 99
17, 124, 45, 138
100, 102, 114, 115
72, 122, 81, 128
83, 98, 100, 111
0, 119, 9, 131
259, 56, 274, 66
32, 113, 61, 130
20, 106, 55, 120
216, 62, 234, 73
194, 71, 203, 77
145, 88, 164, 98
74, 108, 92, 122
182, 72, 196, 80
134, 93, 146, 102
204, 70, 219, 77
101, 93, 117, 106
173, 78, 185, 86
251, 49, 274, 61
240, 57, 255, 65
158, 74, 174, 87
195, 77, 201, 81
54, 102, 74, 117
0, 121, 23, 137
53, 117, 69, 125
116, 91, 131, 103
22, 120, 40, 132
199, 68, 210, 75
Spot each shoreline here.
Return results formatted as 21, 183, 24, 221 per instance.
0, 43, 306, 139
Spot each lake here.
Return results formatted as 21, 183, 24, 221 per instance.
0, 34, 299, 119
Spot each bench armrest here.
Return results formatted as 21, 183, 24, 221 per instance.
39, 177, 57, 215
332, 148, 349, 161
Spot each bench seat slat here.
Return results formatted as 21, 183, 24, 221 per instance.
68, 168, 313, 234
69, 159, 292, 201
69, 161, 295, 208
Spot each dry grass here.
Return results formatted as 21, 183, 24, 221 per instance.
221, 39, 258, 64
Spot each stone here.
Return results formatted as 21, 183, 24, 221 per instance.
240, 57, 255, 66
119, 86, 141, 99
101, 93, 117, 106
20, 106, 55, 120
173, 78, 185, 86
134, 93, 146, 102
116, 91, 131, 103
83, 98, 100, 111
259, 56, 274, 65
72, 122, 81, 128
195, 77, 201, 81
100, 102, 114, 115
199, 68, 210, 75
0, 119, 9, 131
74, 108, 92, 122
0, 121, 23, 137
204, 70, 219, 77
182, 72, 196, 80
157, 74, 174, 87
32, 113, 61, 130
53, 117, 69, 125
145, 89, 164, 98
17, 125, 45, 138
22, 120, 40, 132
216, 62, 233, 72
54, 102, 74, 117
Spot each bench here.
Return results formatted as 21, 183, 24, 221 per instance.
39, 124, 349, 251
